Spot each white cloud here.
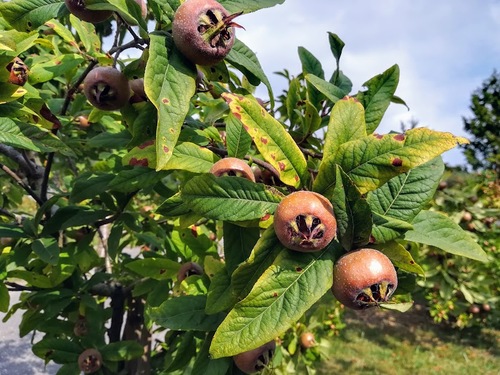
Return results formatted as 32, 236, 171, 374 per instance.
237, 0, 500, 166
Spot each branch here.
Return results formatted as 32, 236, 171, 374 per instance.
0, 163, 44, 206
0, 144, 44, 181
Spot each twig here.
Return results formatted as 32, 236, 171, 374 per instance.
0, 144, 44, 181
5, 281, 38, 291
0, 163, 44, 206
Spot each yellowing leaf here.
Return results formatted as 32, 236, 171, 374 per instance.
223, 93, 308, 188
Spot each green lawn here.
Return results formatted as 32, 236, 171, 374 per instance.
318, 304, 500, 375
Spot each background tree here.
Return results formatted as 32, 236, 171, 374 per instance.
462, 70, 500, 175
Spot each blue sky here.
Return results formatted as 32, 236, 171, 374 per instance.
236, 0, 500, 166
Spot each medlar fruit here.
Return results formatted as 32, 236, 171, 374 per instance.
6, 57, 29, 86
78, 348, 102, 374
172, 0, 243, 65
64, 0, 112, 23
177, 261, 203, 282
73, 316, 88, 337
274, 191, 337, 252
210, 157, 255, 182
83, 67, 130, 111
299, 332, 316, 349
332, 248, 398, 310
129, 78, 147, 103
233, 340, 276, 374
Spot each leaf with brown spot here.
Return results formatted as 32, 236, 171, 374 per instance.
318, 127, 468, 195
145, 32, 197, 171
223, 93, 308, 188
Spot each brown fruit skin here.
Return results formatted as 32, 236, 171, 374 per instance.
65, 0, 112, 23
233, 341, 276, 374
468, 304, 481, 314
177, 261, 203, 282
83, 67, 130, 111
129, 78, 147, 103
299, 332, 316, 349
172, 0, 237, 65
7, 57, 29, 86
274, 191, 337, 252
78, 348, 102, 374
210, 157, 255, 182
332, 248, 398, 310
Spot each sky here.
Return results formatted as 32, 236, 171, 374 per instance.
234, 0, 500, 167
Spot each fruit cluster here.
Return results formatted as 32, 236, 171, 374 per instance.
209, 156, 399, 372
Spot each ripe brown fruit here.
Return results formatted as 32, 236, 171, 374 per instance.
78, 348, 102, 374
332, 248, 398, 310
172, 0, 243, 65
461, 211, 473, 222
233, 341, 276, 374
177, 261, 203, 282
73, 316, 88, 337
299, 332, 316, 349
274, 191, 337, 252
129, 78, 147, 103
6, 57, 29, 86
64, 0, 112, 23
209, 157, 255, 182
83, 67, 130, 111
468, 304, 480, 314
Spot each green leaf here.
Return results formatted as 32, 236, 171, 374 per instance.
192, 333, 232, 375
125, 258, 180, 280
219, 0, 285, 14
0, 0, 65, 32
304, 74, 346, 104
330, 128, 468, 194
32, 238, 59, 265
0, 83, 27, 103
223, 222, 259, 274
99, 0, 148, 31
181, 174, 282, 222
328, 32, 345, 67
32, 338, 81, 364
0, 283, 10, 313
371, 212, 414, 244
69, 15, 101, 55
0, 223, 26, 238
30, 54, 85, 84
226, 38, 274, 105
404, 210, 489, 262
314, 97, 367, 195
100, 341, 145, 361
210, 243, 339, 358
41, 206, 111, 235
145, 32, 197, 170
226, 112, 252, 159
327, 166, 372, 251
205, 265, 238, 314
368, 157, 444, 242
223, 93, 308, 188
230, 227, 284, 301
156, 192, 192, 217
108, 166, 167, 193
298, 46, 324, 108
149, 295, 224, 331
164, 142, 219, 173
357, 64, 400, 134
372, 241, 424, 275
0, 117, 74, 156
380, 301, 414, 312
69, 173, 114, 203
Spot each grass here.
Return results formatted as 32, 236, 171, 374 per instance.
318, 304, 500, 375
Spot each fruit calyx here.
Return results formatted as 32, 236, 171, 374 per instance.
198, 10, 244, 49
354, 280, 396, 308
288, 214, 326, 249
